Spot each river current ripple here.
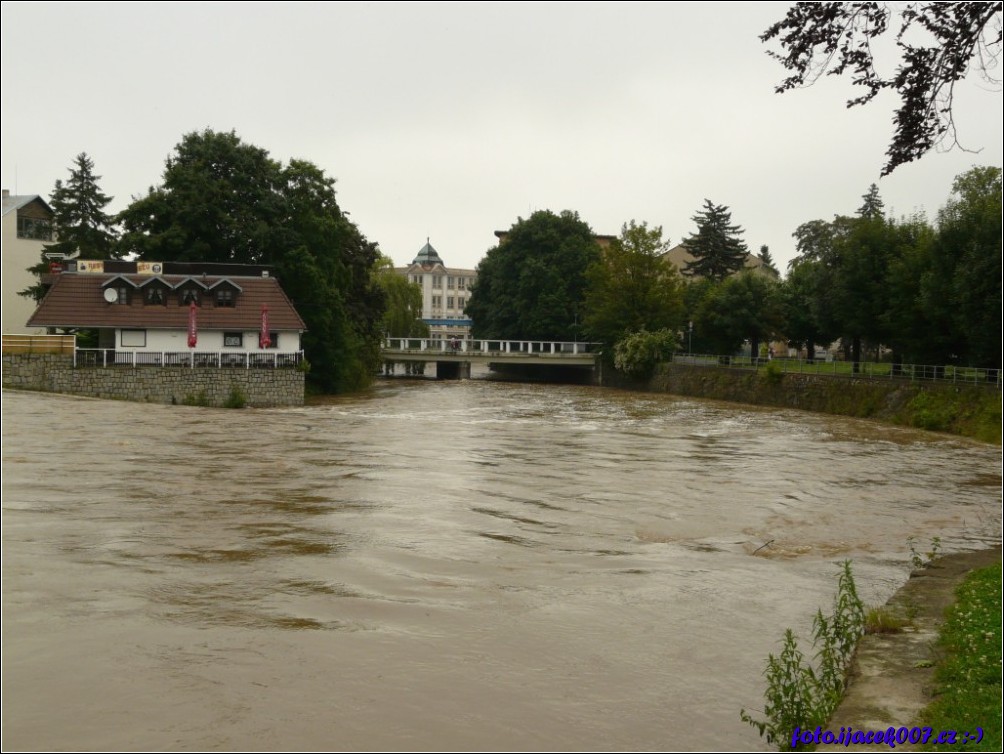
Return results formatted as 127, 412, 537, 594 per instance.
2, 382, 1000, 750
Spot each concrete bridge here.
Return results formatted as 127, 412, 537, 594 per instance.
381, 338, 602, 379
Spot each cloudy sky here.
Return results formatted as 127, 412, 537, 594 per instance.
3, 2, 1001, 272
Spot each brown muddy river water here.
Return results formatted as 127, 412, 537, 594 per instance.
2, 382, 1000, 751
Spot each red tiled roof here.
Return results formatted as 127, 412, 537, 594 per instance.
27, 273, 306, 331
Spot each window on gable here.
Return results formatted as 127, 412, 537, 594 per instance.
116, 287, 130, 304
17, 216, 53, 240
215, 288, 235, 307
145, 287, 166, 305
180, 289, 200, 306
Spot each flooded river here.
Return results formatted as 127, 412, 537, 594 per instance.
2, 382, 1000, 750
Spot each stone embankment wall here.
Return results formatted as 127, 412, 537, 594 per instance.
607, 362, 1001, 442
2, 354, 304, 408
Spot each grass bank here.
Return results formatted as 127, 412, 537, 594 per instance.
902, 391, 1002, 445
920, 563, 1002, 751
624, 363, 1002, 445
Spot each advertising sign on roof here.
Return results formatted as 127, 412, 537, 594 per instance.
77, 260, 105, 274
137, 262, 164, 275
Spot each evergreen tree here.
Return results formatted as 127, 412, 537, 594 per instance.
19, 152, 119, 303
857, 184, 885, 219
682, 200, 749, 282
757, 244, 779, 276
45, 152, 119, 260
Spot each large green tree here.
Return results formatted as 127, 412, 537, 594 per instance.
695, 271, 784, 358
116, 129, 385, 392
582, 220, 685, 347
118, 130, 283, 263
780, 258, 836, 361
932, 166, 1002, 369
787, 187, 896, 368
466, 210, 601, 340
681, 200, 749, 282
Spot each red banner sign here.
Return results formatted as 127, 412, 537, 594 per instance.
187, 301, 198, 348
260, 304, 271, 348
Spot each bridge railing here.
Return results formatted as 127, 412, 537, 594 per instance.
382, 338, 601, 356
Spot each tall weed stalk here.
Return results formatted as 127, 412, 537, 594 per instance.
741, 560, 865, 750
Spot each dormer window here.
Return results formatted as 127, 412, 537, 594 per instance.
146, 287, 166, 305
115, 287, 130, 305
180, 289, 200, 306
208, 279, 241, 308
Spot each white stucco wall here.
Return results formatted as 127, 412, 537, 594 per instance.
113, 328, 301, 352
1, 214, 47, 334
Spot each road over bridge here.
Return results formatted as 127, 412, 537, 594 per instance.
381, 338, 602, 378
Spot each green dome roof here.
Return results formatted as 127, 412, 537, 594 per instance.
412, 240, 444, 266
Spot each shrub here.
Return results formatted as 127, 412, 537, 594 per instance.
763, 359, 784, 384
224, 385, 247, 409
613, 329, 679, 379
181, 389, 210, 407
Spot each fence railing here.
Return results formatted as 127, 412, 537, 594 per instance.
670, 353, 1002, 387
383, 337, 601, 356
2, 334, 75, 354
74, 349, 304, 369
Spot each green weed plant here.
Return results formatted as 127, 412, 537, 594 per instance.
741, 560, 865, 750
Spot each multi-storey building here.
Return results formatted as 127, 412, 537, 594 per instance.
2, 190, 55, 334
396, 240, 475, 342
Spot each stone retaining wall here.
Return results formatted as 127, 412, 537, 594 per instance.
2, 353, 304, 408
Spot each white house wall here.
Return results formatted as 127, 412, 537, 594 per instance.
115, 329, 301, 352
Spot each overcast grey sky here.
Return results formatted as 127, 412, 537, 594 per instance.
3, 2, 1001, 272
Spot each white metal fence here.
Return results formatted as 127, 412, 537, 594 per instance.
671, 353, 1001, 387
74, 349, 304, 369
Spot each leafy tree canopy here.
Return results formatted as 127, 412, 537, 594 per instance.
116, 128, 385, 392
373, 256, 429, 338
118, 130, 283, 263
682, 199, 749, 282
583, 220, 685, 347
613, 329, 680, 379
694, 271, 784, 357
934, 165, 1002, 367
762, 2, 1002, 176
466, 210, 601, 340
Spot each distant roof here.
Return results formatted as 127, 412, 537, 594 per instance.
2, 193, 52, 217
659, 243, 773, 277
412, 240, 444, 266
28, 272, 306, 331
